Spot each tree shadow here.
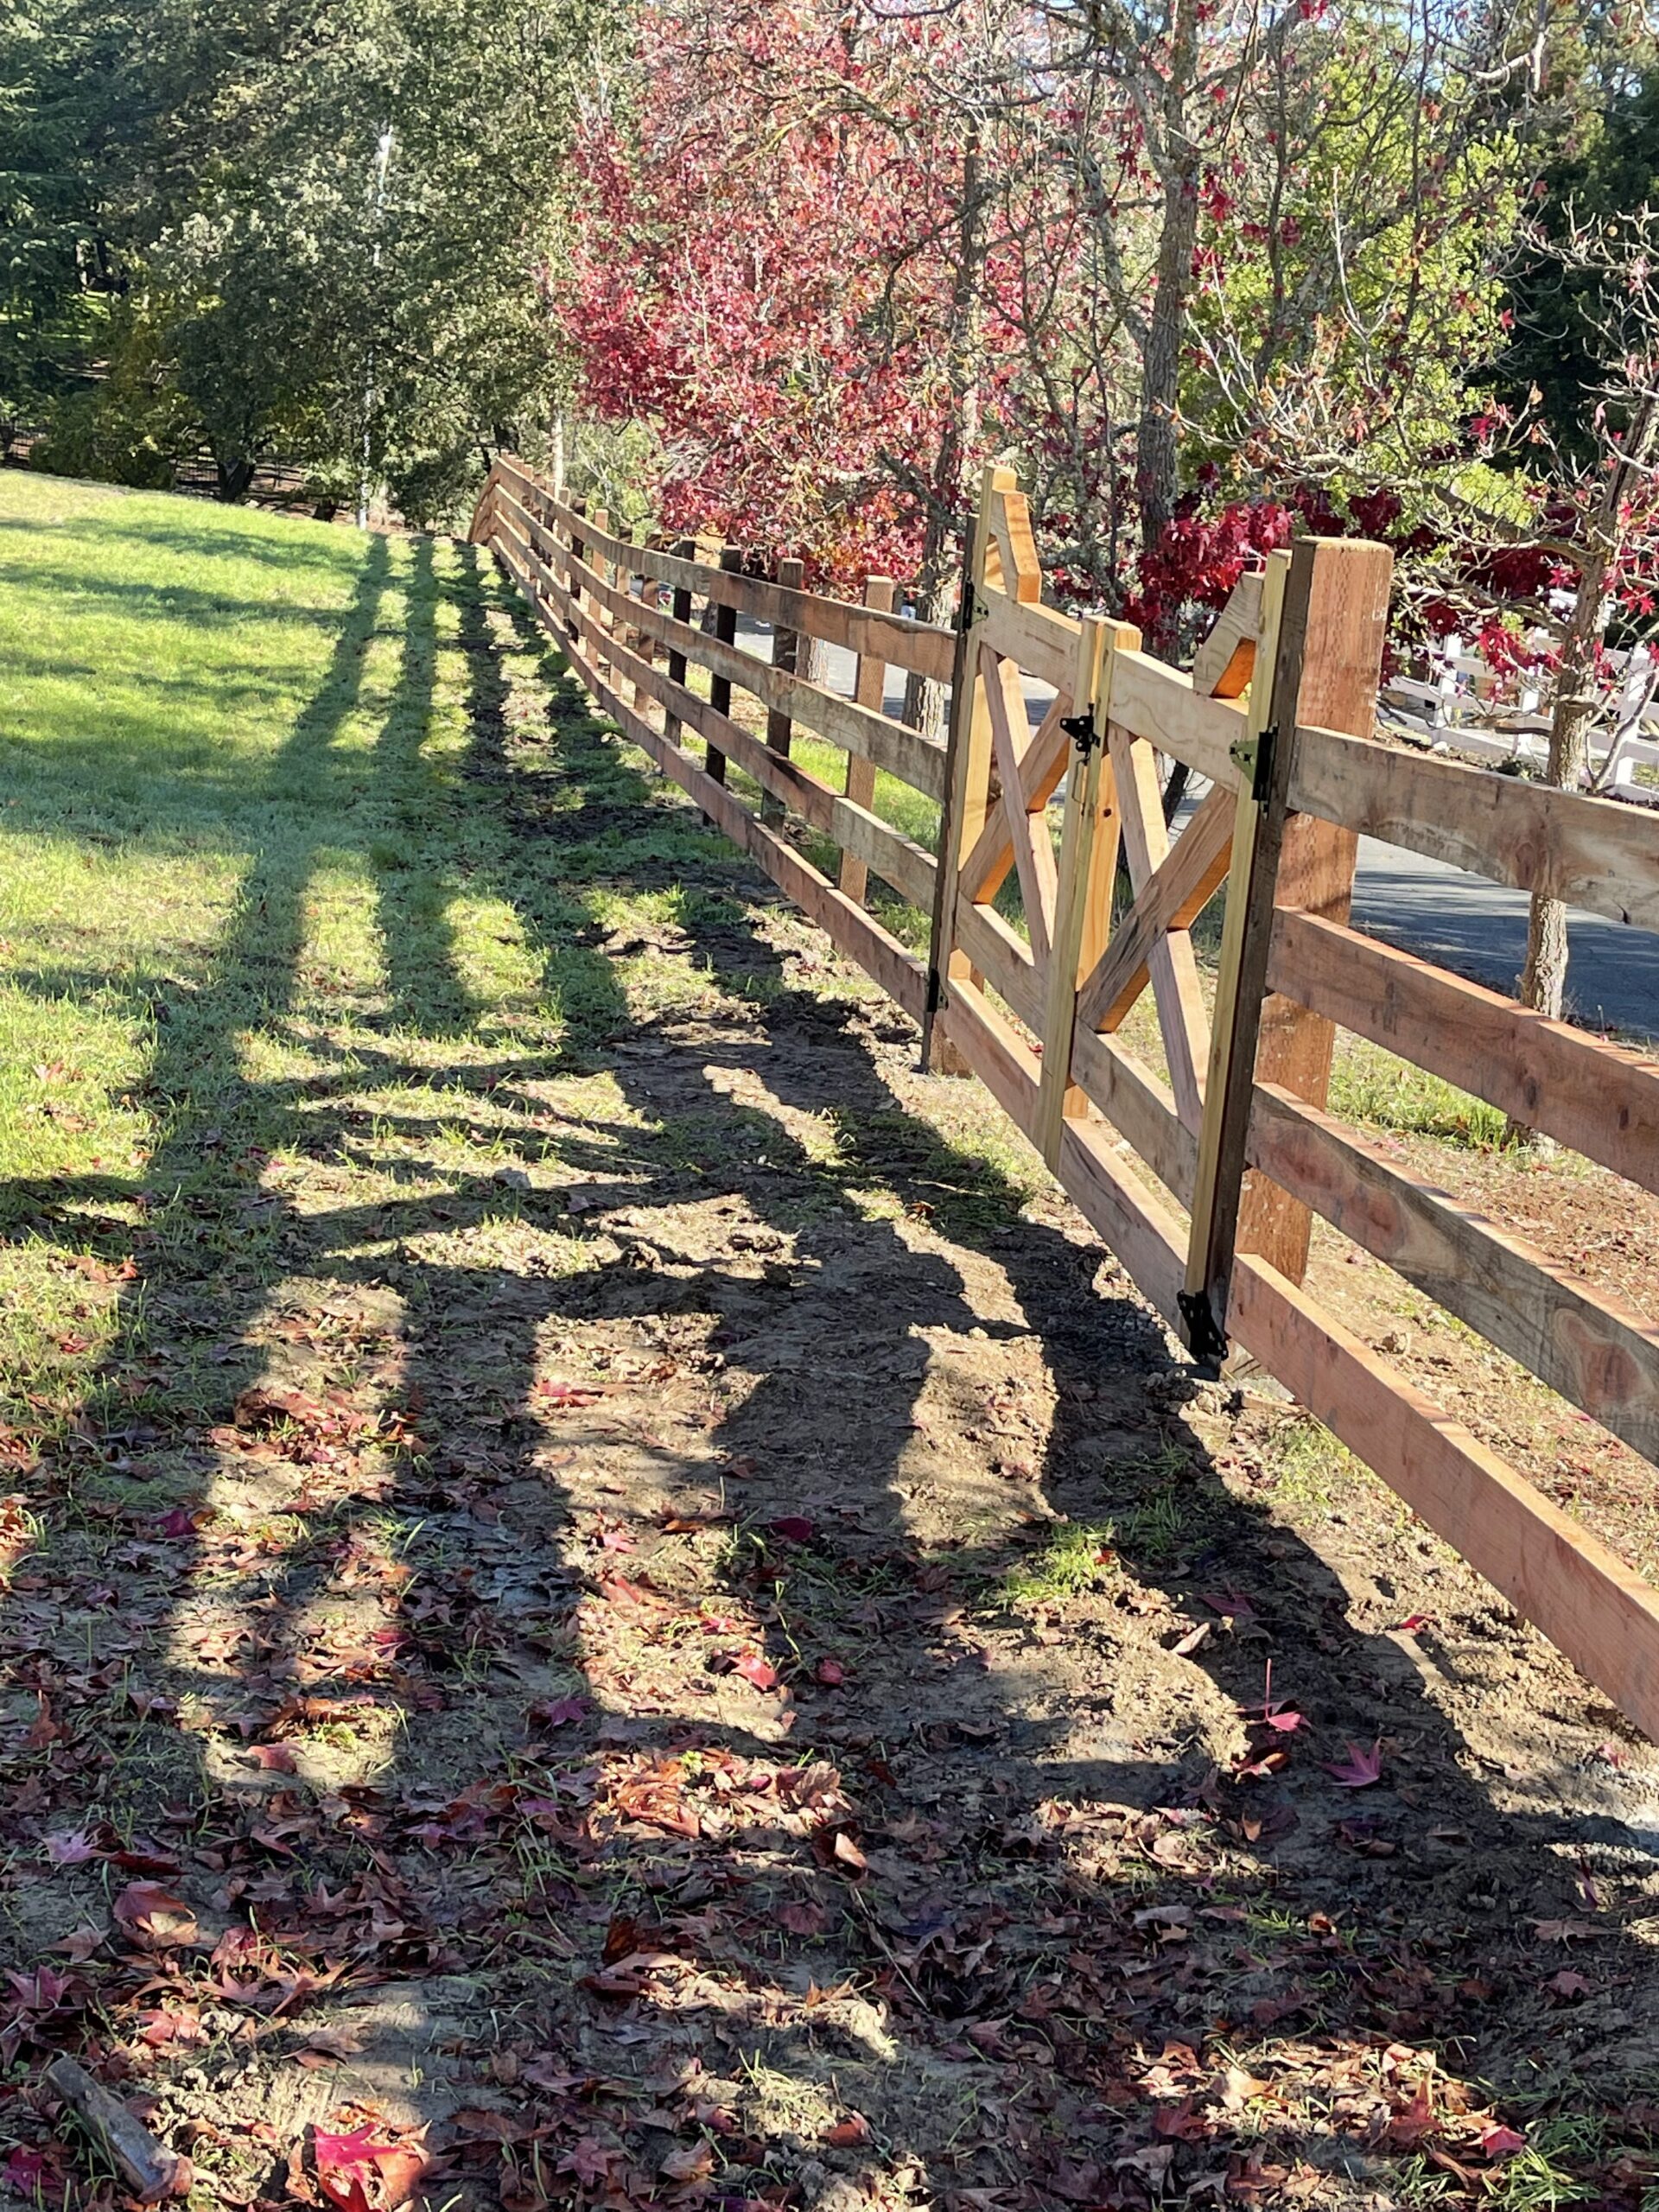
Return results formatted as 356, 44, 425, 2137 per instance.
3, 524, 1654, 2212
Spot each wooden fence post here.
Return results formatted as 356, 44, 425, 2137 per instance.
565, 499, 587, 645
1181, 537, 1393, 1357
842, 575, 896, 904
664, 541, 695, 744
1034, 615, 1140, 1167
923, 464, 1019, 1072
706, 544, 742, 788
1236, 537, 1393, 1281
589, 507, 612, 679
761, 556, 804, 827
630, 532, 657, 711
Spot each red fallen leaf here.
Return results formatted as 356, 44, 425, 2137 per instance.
660, 2144, 715, 2182
9, 1966, 68, 2011
43, 1828, 99, 1866
1048, 2161, 1104, 2204
1200, 1587, 1257, 1618
597, 1573, 657, 1608
831, 1830, 868, 1874
3, 2151, 48, 2196
533, 1380, 602, 1409
1392, 1612, 1432, 1633
814, 1658, 846, 1687
1386, 2084, 1438, 2146
113, 1881, 199, 1948
111, 1842, 182, 1876
1259, 1706, 1305, 1734
821, 2117, 871, 2148
246, 1745, 299, 1773
599, 1527, 636, 1552
49, 1925, 105, 1962
558, 2138, 615, 2187
313, 2125, 426, 2212
1321, 1740, 1383, 1788
1480, 2125, 1527, 2156
153, 1506, 207, 1540
451, 2111, 529, 2144
602, 1914, 645, 1964
528, 1694, 589, 1729
1546, 1968, 1592, 1999
1152, 2097, 1208, 2142
778, 1902, 829, 1936
733, 1652, 779, 1690
767, 1516, 815, 1543
234, 1385, 321, 1429
300, 2028, 365, 2060
25, 1694, 62, 1748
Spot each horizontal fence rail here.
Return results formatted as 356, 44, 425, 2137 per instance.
473, 453, 1659, 1745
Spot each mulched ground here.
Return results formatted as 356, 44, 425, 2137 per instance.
4, 541, 1659, 2212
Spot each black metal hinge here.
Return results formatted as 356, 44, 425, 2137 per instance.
1177, 1287, 1229, 1367
1229, 720, 1281, 806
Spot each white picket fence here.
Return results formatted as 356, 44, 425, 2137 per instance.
1382, 635, 1659, 803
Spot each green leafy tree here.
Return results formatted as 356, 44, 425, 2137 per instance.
6, 0, 613, 510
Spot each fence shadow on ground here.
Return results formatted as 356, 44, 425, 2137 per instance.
0, 526, 1647, 2212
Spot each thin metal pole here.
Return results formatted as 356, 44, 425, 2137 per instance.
357, 124, 394, 531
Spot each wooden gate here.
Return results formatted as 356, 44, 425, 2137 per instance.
472, 454, 1659, 1744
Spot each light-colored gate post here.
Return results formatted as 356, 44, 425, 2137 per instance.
923, 464, 1021, 1072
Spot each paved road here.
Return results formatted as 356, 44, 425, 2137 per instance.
750, 619, 1659, 1041
1350, 837, 1659, 1040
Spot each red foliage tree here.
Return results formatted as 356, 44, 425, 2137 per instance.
556, 2, 1007, 595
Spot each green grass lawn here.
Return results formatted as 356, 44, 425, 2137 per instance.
0, 472, 771, 1449
0, 468, 1513, 1461
0, 472, 1054, 1459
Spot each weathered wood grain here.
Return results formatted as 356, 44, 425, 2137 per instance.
1268, 909, 1659, 1198
1249, 1081, 1659, 1463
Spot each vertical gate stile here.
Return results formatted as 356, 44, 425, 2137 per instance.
1180, 549, 1295, 1359
1236, 540, 1394, 1280
1035, 615, 1137, 1167
923, 462, 1012, 1073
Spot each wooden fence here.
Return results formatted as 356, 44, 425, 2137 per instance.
472, 453, 1659, 1744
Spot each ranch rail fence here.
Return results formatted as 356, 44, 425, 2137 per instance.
471, 452, 1659, 1745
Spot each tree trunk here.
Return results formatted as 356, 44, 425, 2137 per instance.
215, 454, 257, 504
903, 126, 987, 742
1505, 560, 1602, 1142
1135, 0, 1203, 559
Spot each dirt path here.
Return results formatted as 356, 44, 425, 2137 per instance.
4, 537, 1659, 2212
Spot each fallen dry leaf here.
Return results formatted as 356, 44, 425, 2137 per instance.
113, 1882, 199, 1948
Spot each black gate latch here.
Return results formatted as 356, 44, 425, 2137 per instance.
1060, 707, 1100, 757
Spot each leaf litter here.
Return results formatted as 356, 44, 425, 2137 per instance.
2, 537, 1659, 2212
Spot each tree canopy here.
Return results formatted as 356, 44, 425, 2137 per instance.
1, 0, 610, 518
